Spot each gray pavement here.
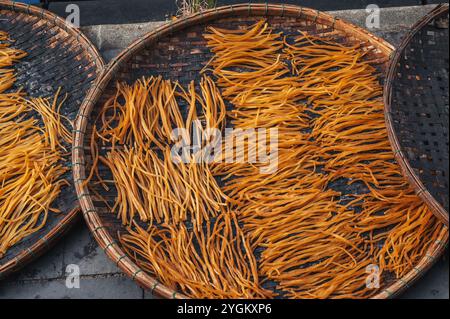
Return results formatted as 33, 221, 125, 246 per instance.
48, 0, 433, 26
0, 4, 448, 299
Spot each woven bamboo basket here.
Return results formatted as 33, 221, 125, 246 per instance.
0, 1, 104, 278
384, 4, 449, 226
73, 3, 448, 299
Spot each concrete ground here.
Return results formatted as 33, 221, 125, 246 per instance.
45, 0, 445, 26
0, 4, 448, 299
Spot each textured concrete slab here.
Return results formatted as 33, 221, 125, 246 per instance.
400, 252, 450, 299
0, 221, 148, 299
330, 4, 437, 32
80, 4, 438, 63
0, 275, 144, 299
11, 241, 65, 281
49, 0, 426, 26
81, 22, 165, 52
144, 289, 162, 300
62, 222, 121, 276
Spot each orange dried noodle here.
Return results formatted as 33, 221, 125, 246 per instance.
26, 87, 73, 152
89, 73, 274, 297
96, 76, 181, 149
0, 31, 27, 93
204, 22, 445, 298
0, 31, 71, 258
119, 212, 272, 298
101, 146, 227, 227
90, 75, 228, 228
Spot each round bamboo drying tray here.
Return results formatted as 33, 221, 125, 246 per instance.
0, 0, 104, 278
73, 3, 448, 299
384, 4, 449, 226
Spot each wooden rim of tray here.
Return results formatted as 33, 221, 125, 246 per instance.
384, 4, 449, 226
